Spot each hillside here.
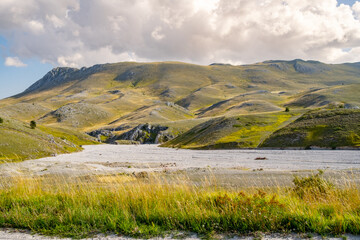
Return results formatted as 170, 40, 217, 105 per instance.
0, 59, 359, 156
260, 109, 360, 149
0, 116, 97, 162
160, 111, 302, 149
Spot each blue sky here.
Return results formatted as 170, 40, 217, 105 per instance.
0, 36, 52, 99
0, 0, 360, 100
338, 0, 357, 5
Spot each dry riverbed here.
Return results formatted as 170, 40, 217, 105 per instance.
0, 144, 359, 187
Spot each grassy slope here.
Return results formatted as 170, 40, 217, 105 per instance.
162, 111, 302, 149
261, 109, 360, 149
0, 117, 97, 162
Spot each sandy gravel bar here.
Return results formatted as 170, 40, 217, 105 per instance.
0, 145, 359, 177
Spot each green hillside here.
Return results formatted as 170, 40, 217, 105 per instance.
161, 111, 302, 149
0, 116, 97, 162
260, 109, 360, 149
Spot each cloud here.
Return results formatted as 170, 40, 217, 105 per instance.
4, 57, 27, 67
1, 0, 360, 67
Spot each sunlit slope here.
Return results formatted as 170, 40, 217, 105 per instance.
287, 84, 360, 108
0, 117, 96, 162
161, 111, 301, 149
261, 109, 360, 149
0, 59, 359, 133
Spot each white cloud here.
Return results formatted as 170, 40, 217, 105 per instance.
353, 1, 360, 18
1, 0, 360, 67
27, 20, 44, 34
151, 27, 165, 40
4, 57, 27, 67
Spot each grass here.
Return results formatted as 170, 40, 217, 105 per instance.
0, 117, 97, 162
261, 109, 360, 149
38, 125, 97, 146
0, 172, 359, 239
162, 111, 301, 149
215, 112, 296, 148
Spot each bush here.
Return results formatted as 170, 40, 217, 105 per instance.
30, 120, 37, 129
285, 107, 290, 112
292, 170, 334, 199
0, 117, 3, 123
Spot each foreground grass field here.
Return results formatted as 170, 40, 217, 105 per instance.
0, 172, 359, 239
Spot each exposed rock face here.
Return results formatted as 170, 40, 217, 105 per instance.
24, 67, 78, 93
269, 62, 289, 71
116, 124, 174, 144
87, 129, 115, 142
40, 102, 111, 128
292, 60, 330, 74
209, 63, 232, 66
344, 103, 360, 109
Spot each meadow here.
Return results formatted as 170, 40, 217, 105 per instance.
0, 171, 359, 239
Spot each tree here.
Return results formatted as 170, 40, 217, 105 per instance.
0, 117, 3, 123
285, 107, 290, 112
30, 120, 37, 129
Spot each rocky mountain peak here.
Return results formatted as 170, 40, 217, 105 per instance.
22, 64, 108, 94
23, 67, 79, 94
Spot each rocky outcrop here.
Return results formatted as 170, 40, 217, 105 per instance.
22, 64, 107, 94
292, 60, 330, 74
116, 124, 174, 144
40, 102, 111, 128
87, 129, 115, 142
24, 67, 78, 93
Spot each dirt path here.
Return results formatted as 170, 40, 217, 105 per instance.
0, 229, 359, 240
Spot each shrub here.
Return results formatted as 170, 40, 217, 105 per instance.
0, 117, 3, 123
292, 170, 334, 199
285, 107, 290, 112
30, 120, 37, 129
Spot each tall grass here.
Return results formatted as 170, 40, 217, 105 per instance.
0, 172, 359, 238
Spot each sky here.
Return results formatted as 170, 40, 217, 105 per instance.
1, 0, 360, 99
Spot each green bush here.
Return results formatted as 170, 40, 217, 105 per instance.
285, 107, 290, 112
0, 117, 3, 123
292, 170, 334, 199
30, 120, 37, 129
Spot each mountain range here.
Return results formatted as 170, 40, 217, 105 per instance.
0, 59, 359, 161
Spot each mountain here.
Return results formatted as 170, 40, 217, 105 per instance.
0, 59, 359, 157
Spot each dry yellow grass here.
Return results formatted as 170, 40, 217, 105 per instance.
0, 171, 359, 238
